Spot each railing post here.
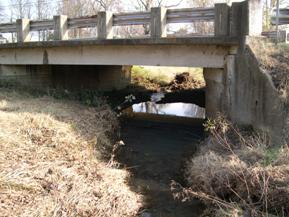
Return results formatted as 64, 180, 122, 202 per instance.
230, 2, 243, 37
214, 3, 230, 36
247, 0, 263, 36
53, 15, 68, 40
150, 7, 167, 38
16, 18, 31, 42
230, 0, 263, 37
97, 11, 113, 39
285, 29, 289, 44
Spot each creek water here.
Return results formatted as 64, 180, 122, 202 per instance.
132, 102, 205, 119
120, 120, 205, 217
119, 93, 206, 216
124, 92, 206, 124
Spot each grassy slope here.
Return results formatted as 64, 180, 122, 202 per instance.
182, 117, 289, 217
249, 39, 289, 99
0, 89, 141, 217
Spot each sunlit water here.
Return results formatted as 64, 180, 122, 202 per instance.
132, 102, 205, 119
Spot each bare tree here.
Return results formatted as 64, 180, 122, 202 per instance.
31, 0, 55, 41
0, 3, 4, 22
133, 0, 184, 10
93, 0, 117, 10
186, 0, 215, 35
8, 0, 33, 42
9, 0, 32, 19
129, 0, 184, 35
58, 0, 119, 38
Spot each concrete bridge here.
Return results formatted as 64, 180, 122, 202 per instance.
1, 0, 286, 144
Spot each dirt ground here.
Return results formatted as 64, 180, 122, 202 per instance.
119, 119, 205, 217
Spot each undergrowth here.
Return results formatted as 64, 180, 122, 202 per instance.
172, 115, 289, 217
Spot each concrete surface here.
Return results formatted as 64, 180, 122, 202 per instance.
0, 43, 231, 68
230, 42, 289, 144
203, 36, 289, 145
0, 65, 131, 91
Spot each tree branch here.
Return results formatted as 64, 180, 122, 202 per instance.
165, 0, 184, 8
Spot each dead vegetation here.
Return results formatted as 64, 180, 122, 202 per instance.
167, 72, 205, 91
249, 38, 289, 99
172, 116, 289, 217
132, 72, 205, 92
0, 88, 142, 217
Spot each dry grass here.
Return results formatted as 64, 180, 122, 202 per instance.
174, 116, 289, 217
0, 88, 142, 217
131, 65, 205, 90
249, 38, 289, 99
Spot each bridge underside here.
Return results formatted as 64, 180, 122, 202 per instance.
0, 38, 238, 131
0, 38, 238, 126
0, 65, 132, 91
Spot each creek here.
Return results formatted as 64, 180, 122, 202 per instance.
118, 92, 206, 217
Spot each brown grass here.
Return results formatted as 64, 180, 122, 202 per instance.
0, 88, 142, 217
174, 116, 289, 217
131, 66, 205, 91
249, 38, 289, 99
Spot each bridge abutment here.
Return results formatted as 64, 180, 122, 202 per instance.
204, 42, 288, 145
203, 68, 225, 118
0, 64, 131, 91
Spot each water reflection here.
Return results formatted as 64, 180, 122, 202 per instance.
132, 102, 205, 119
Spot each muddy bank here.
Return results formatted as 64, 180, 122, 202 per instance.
118, 119, 205, 217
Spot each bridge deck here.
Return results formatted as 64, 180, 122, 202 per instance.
0, 37, 237, 68
0, 37, 239, 49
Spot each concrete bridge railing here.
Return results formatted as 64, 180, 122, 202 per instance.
262, 30, 289, 43
0, 0, 260, 42
271, 8, 289, 25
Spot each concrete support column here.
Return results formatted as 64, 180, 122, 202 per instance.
214, 3, 230, 36
97, 11, 113, 39
150, 7, 167, 38
230, 2, 243, 37
203, 55, 238, 120
285, 30, 289, 43
224, 55, 236, 118
53, 15, 68, 40
203, 68, 225, 118
16, 19, 31, 42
